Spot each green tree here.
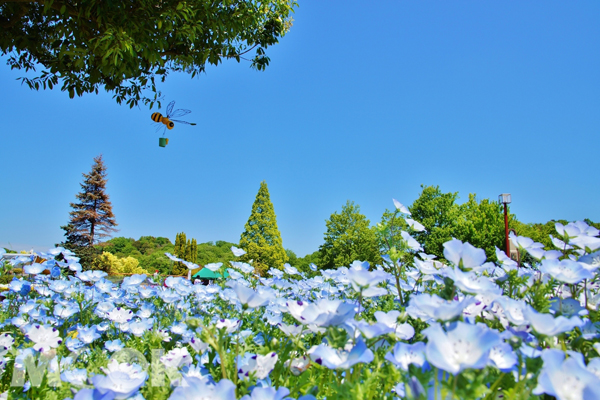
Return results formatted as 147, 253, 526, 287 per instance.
172, 232, 187, 276
318, 200, 380, 269
455, 194, 513, 261
239, 181, 288, 275
409, 185, 461, 259
59, 155, 117, 269
0, 1, 297, 107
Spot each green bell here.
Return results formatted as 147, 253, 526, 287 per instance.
159, 137, 168, 147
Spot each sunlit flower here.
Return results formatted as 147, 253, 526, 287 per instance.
533, 349, 600, 400
309, 338, 374, 370
25, 324, 62, 352
238, 352, 278, 380
422, 322, 501, 374
92, 360, 148, 400
385, 342, 426, 371
169, 377, 236, 400
443, 239, 486, 270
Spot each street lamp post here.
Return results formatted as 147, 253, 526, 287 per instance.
498, 194, 512, 258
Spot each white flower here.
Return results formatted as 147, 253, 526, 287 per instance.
25, 324, 62, 352
392, 199, 411, 215
238, 352, 278, 380
161, 347, 193, 369
107, 307, 134, 324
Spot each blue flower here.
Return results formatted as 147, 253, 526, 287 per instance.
533, 349, 600, 400
423, 322, 501, 374
168, 377, 236, 400
309, 338, 374, 370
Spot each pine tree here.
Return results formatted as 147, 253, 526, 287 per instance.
60, 155, 117, 269
239, 181, 288, 275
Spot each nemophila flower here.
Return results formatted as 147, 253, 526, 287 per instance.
406, 218, 426, 232
24, 263, 45, 275
241, 386, 290, 400
49, 279, 71, 293
347, 268, 391, 293
385, 342, 426, 371
348, 319, 394, 339
443, 239, 486, 270
401, 231, 423, 251
105, 339, 124, 353
488, 342, 518, 372
189, 336, 209, 353
50, 266, 61, 278
0, 334, 14, 355
493, 297, 529, 327
444, 267, 501, 295
161, 347, 193, 369
587, 358, 600, 379
278, 323, 304, 337
92, 360, 148, 400
510, 234, 545, 260
215, 318, 241, 333
550, 297, 587, 317
106, 307, 133, 324
523, 306, 584, 336
77, 325, 101, 344
533, 349, 600, 400
228, 282, 268, 309
238, 352, 278, 380
231, 246, 246, 257
286, 356, 310, 376
308, 338, 374, 370
121, 274, 146, 287
19, 281, 32, 296
287, 298, 356, 327
77, 270, 107, 282
407, 293, 473, 322
61, 368, 88, 386
374, 310, 415, 340
539, 259, 594, 284
422, 322, 501, 375
169, 377, 236, 400
310, 263, 318, 271
393, 199, 411, 215
25, 324, 62, 352
204, 263, 223, 272
67, 337, 85, 352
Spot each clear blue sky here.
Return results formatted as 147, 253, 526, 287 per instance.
1, 1, 599, 257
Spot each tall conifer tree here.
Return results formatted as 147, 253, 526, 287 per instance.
60, 155, 117, 268
239, 181, 288, 275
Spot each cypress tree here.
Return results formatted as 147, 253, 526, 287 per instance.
239, 181, 288, 275
59, 155, 117, 269
172, 232, 187, 276
191, 239, 198, 264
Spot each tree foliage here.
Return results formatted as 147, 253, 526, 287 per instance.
0, 0, 297, 107
455, 194, 513, 261
318, 200, 380, 269
95, 251, 146, 275
408, 185, 460, 259
239, 181, 287, 275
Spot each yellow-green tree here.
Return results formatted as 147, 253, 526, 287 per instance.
97, 252, 146, 275
239, 181, 288, 275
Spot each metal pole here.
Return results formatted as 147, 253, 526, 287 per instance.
504, 203, 510, 257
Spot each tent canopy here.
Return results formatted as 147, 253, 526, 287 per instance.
192, 268, 229, 279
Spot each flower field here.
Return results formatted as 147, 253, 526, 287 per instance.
1, 207, 600, 400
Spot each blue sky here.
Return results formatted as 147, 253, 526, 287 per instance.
1, 1, 599, 257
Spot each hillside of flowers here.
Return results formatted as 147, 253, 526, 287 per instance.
1, 201, 600, 400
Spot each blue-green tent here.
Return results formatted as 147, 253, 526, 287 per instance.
192, 268, 229, 279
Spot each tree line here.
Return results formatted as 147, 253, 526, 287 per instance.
57, 156, 599, 276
